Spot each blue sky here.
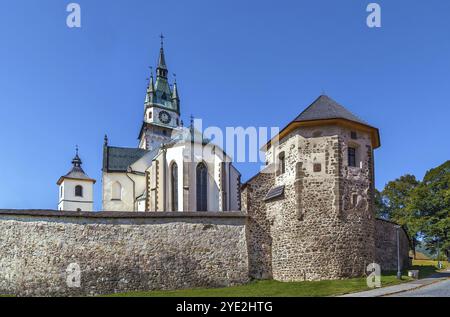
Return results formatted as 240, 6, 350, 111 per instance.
0, 0, 449, 210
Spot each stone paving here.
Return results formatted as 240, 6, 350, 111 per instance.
340, 269, 450, 297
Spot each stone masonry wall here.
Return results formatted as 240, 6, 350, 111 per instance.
241, 171, 275, 279
243, 126, 389, 282
375, 219, 410, 271
0, 210, 248, 297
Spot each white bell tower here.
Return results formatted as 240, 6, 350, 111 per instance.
57, 147, 96, 211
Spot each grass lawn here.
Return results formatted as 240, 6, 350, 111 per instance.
107, 260, 448, 297
410, 259, 448, 278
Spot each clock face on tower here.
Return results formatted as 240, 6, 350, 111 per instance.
158, 110, 171, 124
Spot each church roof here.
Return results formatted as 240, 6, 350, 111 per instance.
63, 166, 93, 181
103, 146, 148, 172
294, 95, 372, 127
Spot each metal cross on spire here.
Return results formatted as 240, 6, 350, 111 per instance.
160, 33, 165, 48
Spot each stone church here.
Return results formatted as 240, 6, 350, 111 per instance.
100, 40, 241, 212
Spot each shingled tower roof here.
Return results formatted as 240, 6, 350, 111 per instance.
294, 95, 371, 127
57, 147, 96, 185
263, 94, 380, 150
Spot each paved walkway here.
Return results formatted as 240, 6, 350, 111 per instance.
387, 279, 450, 297
340, 269, 450, 297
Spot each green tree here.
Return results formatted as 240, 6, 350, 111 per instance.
374, 188, 387, 219
380, 174, 421, 258
409, 161, 450, 259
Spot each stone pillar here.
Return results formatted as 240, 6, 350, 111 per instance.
295, 162, 304, 220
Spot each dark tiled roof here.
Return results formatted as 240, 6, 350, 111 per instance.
57, 166, 96, 185
64, 166, 93, 181
264, 185, 285, 201
103, 146, 148, 172
295, 95, 372, 127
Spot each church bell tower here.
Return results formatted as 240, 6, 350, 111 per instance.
138, 35, 181, 151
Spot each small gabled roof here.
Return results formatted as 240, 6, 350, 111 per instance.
103, 146, 148, 172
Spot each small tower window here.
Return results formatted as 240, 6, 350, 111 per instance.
148, 112, 152, 119
278, 152, 286, 175
314, 163, 322, 172
75, 185, 83, 197
348, 147, 357, 167
351, 131, 358, 140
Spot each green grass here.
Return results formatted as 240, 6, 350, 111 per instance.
107, 260, 448, 297
410, 259, 449, 278
106, 273, 411, 297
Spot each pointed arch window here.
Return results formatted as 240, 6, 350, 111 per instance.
112, 182, 122, 200
75, 185, 83, 197
196, 162, 208, 211
171, 162, 178, 211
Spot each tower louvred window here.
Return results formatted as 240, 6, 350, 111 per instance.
75, 185, 83, 197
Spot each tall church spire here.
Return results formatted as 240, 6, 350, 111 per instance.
156, 33, 168, 78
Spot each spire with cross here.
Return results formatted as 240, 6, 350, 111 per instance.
157, 33, 168, 77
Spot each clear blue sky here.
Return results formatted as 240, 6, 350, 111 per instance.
0, 0, 449, 210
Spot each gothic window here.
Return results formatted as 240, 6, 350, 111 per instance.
171, 162, 178, 211
112, 182, 122, 200
278, 152, 286, 175
348, 147, 357, 167
196, 162, 208, 211
75, 185, 83, 197
314, 163, 322, 172
161, 92, 167, 100
148, 111, 152, 119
